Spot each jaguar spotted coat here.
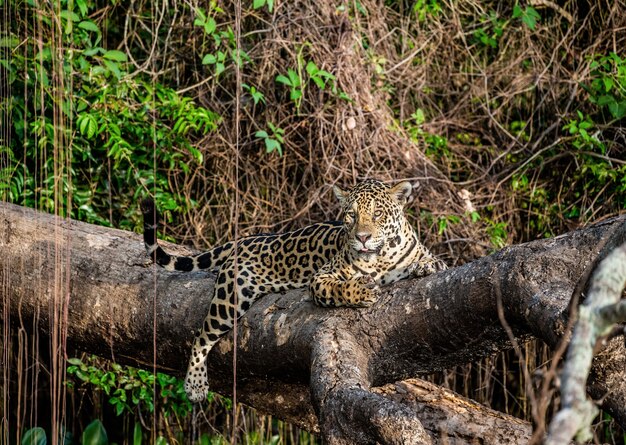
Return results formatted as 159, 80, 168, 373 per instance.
141, 179, 446, 402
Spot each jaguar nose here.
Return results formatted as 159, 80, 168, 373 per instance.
357, 233, 371, 245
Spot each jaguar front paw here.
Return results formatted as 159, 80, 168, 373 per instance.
347, 275, 380, 307
411, 257, 448, 277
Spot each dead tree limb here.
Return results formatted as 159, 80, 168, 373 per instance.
546, 242, 626, 445
1, 201, 625, 444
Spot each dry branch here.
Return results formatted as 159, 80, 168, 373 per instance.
2, 201, 626, 443
546, 242, 626, 445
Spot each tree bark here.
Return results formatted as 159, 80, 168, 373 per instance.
1, 201, 625, 443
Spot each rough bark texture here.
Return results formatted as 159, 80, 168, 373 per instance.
546, 243, 626, 445
1, 201, 625, 443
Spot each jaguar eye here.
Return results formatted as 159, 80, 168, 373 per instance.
373, 209, 383, 220
345, 210, 355, 221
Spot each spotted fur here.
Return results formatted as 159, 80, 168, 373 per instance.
141, 179, 446, 402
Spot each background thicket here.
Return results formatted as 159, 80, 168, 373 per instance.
1, 0, 625, 443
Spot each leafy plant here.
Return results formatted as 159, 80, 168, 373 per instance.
22, 427, 47, 445
472, 11, 506, 49
512, 4, 541, 30
194, 6, 218, 36
412, 0, 442, 22
585, 52, 626, 119
255, 122, 285, 156
305, 61, 335, 89
485, 220, 508, 249
66, 356, 195, 417
21, 420, 169, 445
22, 421, 105, 445
276, 69, 303, 104
437, 214, 461, 235
404, 110, 450, 158
563, 111, 605, 152
243, 83, 266, 105
252, 0, 274, 13
81, 420, 108, 445
0, 0, 220, 230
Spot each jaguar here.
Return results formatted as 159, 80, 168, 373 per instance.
141, 179, 446, 402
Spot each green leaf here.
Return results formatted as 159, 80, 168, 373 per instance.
204, 17, 216, 35
202, 54, 216, 65
306, 61, 318, 76
102, 50, 127, 62
287, 69, 301, 86
60, 10, 80, 22
22, 427, 47, 445
597, 95, 615, 106
608, 100, 626, 119
82, 420, 108, 445
133, 422, 142, 445
275, 74, 291, 86
78, 20, 100, 33
75, 0, 88, 17
264, 138, 282, 156
83, 47, 103, 56
310, 77, 325, 88
0, 36, 20, 48
102, 59, 122, 80
78, 114, 98, 139
517, 6, 540, 30
255, 130, 268, 138
290, 89, 302, 101
253, 0, 265, 9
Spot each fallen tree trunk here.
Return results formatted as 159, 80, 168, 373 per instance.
1, 201, 625, 443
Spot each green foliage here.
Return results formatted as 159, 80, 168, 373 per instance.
563, 111, 605, 152
22, 420, 170, 445
276, 69, 303, 105
404, 110, 450, 158
412, 0, 442, 22
512, 4, 540, 30
81, 420, 108, 445
507, 48, 626, 238
275, 49, 349, 111
194, 4, 252, 79
436, 214, 460, 235
305, 61, 334, 89
22, 428, 47, 445
585, 52, 626, 120
255, 122, 285, 156
485, 219, 508, 248
0, 0, 220, 230
66, 356, 195, 418
471, 5, 541, 53
253, 0, 274, 13
472, 11, 505, 49
243, 84, 266, 105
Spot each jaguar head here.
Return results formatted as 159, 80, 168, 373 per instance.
333, 179, 412, 256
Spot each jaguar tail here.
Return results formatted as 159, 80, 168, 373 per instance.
141, 198, 231, 272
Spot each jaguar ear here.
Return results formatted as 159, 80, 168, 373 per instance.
390, 181, 413, 206
333, 185, 348, 205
